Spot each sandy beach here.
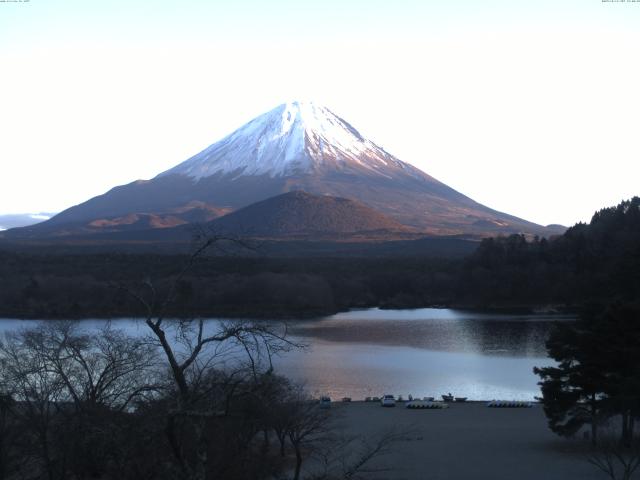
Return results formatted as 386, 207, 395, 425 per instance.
319, 401, 603, 480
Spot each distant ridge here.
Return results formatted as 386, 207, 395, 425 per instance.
0, 213, 55, 231
4, 202, 229, 239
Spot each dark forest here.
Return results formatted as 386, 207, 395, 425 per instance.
1, 197, 639, 320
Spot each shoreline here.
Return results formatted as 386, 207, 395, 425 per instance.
0, 304, 578, 321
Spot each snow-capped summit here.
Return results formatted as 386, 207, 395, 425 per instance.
159, 101, 421, 180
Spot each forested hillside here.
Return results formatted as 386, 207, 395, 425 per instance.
459, 197, 640, 308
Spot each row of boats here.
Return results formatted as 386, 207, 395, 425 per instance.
365, 393, 468, 406
367, 395, 533, 408
320, 395, 533, 409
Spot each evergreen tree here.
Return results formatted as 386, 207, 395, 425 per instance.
535, 303, 640, 445
534, 314, 608, 445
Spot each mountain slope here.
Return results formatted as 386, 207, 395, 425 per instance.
208, 191, 413, 237
9, 101, 563, 238
8, 201, 229, 238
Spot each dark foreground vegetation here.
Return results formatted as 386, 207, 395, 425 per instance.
526, 199, 640, 478
1, 197, 639, 319
0, 319, 401, 480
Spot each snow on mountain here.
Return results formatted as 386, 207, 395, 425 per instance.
160, 101, 421, 180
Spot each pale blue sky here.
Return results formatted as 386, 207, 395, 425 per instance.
1, 0, 639, 226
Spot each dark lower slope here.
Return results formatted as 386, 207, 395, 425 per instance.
5, 170, 564, 239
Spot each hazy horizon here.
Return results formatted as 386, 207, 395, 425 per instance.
1, 0, 639, 226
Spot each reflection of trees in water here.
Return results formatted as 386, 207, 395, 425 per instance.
469, 320, 554, 357
288, 318, 560, 357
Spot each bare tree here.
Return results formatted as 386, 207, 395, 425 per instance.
339, 429, 408, 480
0, 321, 161, 480
306, 427, 409, 480
0, 328, 70, 480
21, 321, 160, 411
587, 425, 640, 480
122, 235, 298, 480
281, 388, 332, 480
0, 393, 17, 480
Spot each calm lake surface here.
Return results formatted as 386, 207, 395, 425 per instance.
0, 308, 572, 401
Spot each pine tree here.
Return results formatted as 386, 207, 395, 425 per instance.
535, 303, 640, 445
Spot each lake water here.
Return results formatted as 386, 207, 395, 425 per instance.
278, 308, 571, 401
0, 308, 571, 401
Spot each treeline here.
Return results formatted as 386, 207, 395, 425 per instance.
0, 253, 460, 319
1, 197, 639, 318
459, 196, 640, 308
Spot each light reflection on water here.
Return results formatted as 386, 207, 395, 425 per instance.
288, 308, 565, 357
0, 308, 572, 401
274, 308, 572, 401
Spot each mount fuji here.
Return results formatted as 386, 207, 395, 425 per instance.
9, 101, 562, 239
